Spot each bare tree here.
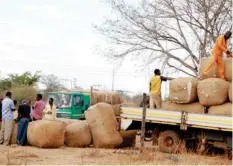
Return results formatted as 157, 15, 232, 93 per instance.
95, 0, 232, 77
40, 74, 64, 91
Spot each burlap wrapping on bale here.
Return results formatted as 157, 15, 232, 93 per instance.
224, 58, 232, 82
197, 78, 230, 106
90, 91, 98, 105
208, 103, 232, 116
27, 120, 65, 148
112, 104, 121, 116
65, 120, 92, 147
162, 102, 204, 113
56, 118, 81, 126
85, 103, 123, 148
119, 130, 137, 148
91, 91, 122, 105
112, 93, 123, 104
200, 57, 219, 79
229, 83, 232, 103
10, 121, 18, 145
169, 77, 198, 104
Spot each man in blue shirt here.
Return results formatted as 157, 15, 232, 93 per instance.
0, 92, 15, 146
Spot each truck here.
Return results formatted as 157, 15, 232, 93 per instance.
49, 91, 232, 157
48, 91, 90, 119
119, 106, 232, 157
49, 90, 119, 119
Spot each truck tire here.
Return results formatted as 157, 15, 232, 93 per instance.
158, 130, 181, 153
78, 116, 86, 120
227, 149, 232, 160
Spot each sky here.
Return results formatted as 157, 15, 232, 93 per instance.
0, 0, 180, 98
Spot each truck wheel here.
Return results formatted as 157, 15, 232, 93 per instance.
145, 130, 153, 142
152, 128, 160, 146
158, 130, 181, 153
227, 149, 232, 160
78, 116, 86, 120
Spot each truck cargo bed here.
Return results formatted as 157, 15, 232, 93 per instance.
120, 107, 232, 132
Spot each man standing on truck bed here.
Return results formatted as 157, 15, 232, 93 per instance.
149, 69, 173, 109
204, 31, 232, 80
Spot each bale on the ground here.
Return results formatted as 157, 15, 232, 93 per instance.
119, 130, 137, 148
224, 58, 232, 82
65, 120, 92, 147
10, 121, 18, 145
208, 103, 232, 116
56, 118, 81, 126
27, 120, 65, 148
197, 78, 230, 106
162, 102, 204, 113
85, 103, 123, 148
200, 57, 219, 79
169, 77, 198, 104
112, 104, 121, 116
229, 83, 232, 103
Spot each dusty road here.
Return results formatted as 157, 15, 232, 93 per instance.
0, 140, 231, 165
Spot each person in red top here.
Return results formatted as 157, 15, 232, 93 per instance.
31, 94, 45, 121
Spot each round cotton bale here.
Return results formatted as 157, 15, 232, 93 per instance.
197, 78, 230, 106
112, 104, 121, 116
208, 103, 232, 116
27, 120, 65, 148
56, 118, 81, 126
200, 57, 219, 79
10, 121, 18, 145
90, 91, 98, 105
65, 120, 92, 147
112, 93, 123, 104
169, 77, 198, 104
229, 83, 232, 103
162, 101, 204, 113
95, 91, 107, 103
224, 58, 232, 82
119, 130, 137, 148
85, 103, 123, 148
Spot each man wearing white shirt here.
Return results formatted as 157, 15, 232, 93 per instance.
0, 92, 15, 146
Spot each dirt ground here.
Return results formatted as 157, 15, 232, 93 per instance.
0, 138, 231, 165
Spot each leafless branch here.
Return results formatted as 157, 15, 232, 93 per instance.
95, 0, 232, 76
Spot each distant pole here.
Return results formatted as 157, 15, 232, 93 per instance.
140, 93, 147, 153
112, 68, 115, 91
165, 72, 168, 99
70, 80, 72, 90
90, 86, 93, 105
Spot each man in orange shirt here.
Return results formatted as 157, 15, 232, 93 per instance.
204, 31, 232, 80
149, 69, 173, 109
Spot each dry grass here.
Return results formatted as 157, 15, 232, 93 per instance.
0, 143, 231, 165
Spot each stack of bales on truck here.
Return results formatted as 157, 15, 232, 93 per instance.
51, 90, 123, 119
119, 57, 232, 157
163, 57, 232, 116
90, 91, 123, 116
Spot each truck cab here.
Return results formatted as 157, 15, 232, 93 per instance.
47, 92, 90, 119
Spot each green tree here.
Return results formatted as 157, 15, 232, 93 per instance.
0, 79, 12, 90
8, 71, 41, 86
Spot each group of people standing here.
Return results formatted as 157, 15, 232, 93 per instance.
0, 92, 56, 146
